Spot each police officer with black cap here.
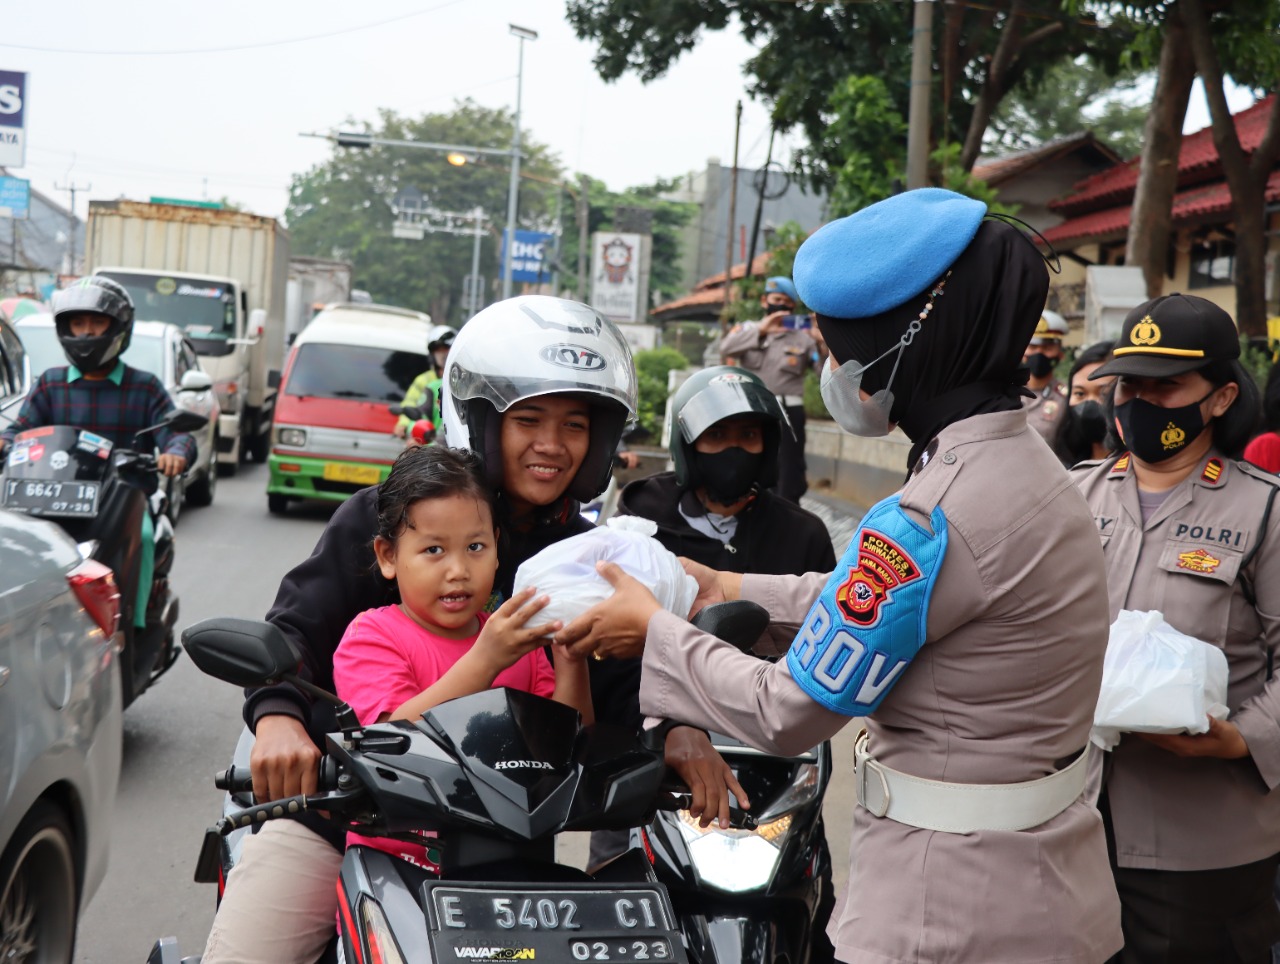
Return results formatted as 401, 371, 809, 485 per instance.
1072, 293, 1280, 962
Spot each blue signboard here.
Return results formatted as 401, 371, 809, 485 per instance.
0, 176, 29, 219
0, 70, 27, 168
500, 229, 555, 284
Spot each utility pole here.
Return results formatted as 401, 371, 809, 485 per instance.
55, 180, 90, 276
549, 183, 564, 295
503, 24, 538, 300
469, 205, 485, 318
906, 0, 934, 190
577, 173, 590, 303
721, 101, 743, 332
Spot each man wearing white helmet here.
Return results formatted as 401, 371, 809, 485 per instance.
203, 297, 740, 964
1021, 309, 1070, 442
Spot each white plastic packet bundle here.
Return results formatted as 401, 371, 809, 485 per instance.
512, 516, 699, 630
1091, 609, 1230, 751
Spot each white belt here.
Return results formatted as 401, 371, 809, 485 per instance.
853, 731, 1088, 834
777, 394, 804, 407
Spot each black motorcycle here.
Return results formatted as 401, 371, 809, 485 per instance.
636, 734, 833, 963
0, 409, 208, 706
147, 607, 768, 964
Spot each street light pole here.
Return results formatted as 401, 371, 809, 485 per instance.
503, 24, 537, 300
469, 205, 485, 318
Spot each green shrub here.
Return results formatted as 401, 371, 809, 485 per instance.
633, 347, 688, 435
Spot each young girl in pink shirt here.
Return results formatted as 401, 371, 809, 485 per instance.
333, 445, 593, 870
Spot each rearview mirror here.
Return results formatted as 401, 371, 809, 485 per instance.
179, 370, 214, 393
181, 618, 302, 686
689, 601, 770, 653
389, 404, 426, 421
165, 409, 209, 434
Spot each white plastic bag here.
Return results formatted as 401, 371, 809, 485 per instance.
1091, 609, 1230, 751
513, 516, 698, 630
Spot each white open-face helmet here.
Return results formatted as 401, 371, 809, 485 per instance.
442, 296, 639, 502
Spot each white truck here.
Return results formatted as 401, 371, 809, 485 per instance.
285, 256, 353, 346
85, 199, 289, 471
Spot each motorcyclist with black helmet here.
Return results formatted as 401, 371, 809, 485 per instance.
0, 276, 195, 631
203, 297, 740, 964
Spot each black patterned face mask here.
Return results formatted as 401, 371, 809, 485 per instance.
692, 448, 763, 504
1113, 392, 1213, 464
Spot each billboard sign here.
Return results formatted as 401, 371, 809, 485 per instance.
0, 71, 27, 168
500, 229, 554, 284
0, 175, 29, 219
590, 232, 643, 322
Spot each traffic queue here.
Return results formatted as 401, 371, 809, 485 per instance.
3, 187, 1280, 964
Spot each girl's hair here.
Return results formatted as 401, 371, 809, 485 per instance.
1052, 340, 1119, 467
375, 446, 494, 546
1200, 358, 1261, 459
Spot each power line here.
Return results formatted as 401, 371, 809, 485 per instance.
0, 0, 466, 56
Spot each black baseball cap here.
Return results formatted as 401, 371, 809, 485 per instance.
1089, 293, 1239, 380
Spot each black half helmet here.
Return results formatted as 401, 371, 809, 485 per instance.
670, 366, 790, 490
52, 276, 135, 373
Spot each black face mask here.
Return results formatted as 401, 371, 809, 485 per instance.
692, 448, 763, 504
1026, 353, 1055, 379
1069, 400, 1108, 446
1114, 393, 1212, 464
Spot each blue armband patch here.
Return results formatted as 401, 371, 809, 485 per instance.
786, 494, 947, 716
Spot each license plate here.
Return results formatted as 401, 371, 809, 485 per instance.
3, 479, 101, 517
321, 462, 381, 485
425, 883, 684, 963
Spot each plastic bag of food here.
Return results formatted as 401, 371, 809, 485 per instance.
1091, 609, 1230, 751
513, 516, 698, 630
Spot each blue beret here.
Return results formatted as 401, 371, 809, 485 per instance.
763, 276, 799, 302
794, 188, 987, 318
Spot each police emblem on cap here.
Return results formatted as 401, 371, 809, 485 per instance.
1131, 316, 1161, 346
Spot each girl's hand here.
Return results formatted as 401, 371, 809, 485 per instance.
473, 587, 562, 673
1138, 716, 1249, 759
664, 726, 750, 829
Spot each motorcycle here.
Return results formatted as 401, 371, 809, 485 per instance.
390, 403, 437, 447
148, 602, 771, 964
0, 409, 208, 707
635, 734, 833, 963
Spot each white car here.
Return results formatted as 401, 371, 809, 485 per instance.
15, 316, 222, 520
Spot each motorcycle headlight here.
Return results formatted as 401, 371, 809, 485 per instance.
360, 897, 408, 964
276, 426, 307, 447
754, 762, 821, 822
676, 811, 786, 893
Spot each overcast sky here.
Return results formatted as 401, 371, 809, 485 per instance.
2, 1, 1255, 225
3, 0, 785, 222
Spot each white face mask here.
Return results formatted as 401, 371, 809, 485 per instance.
819, 318, 922, 438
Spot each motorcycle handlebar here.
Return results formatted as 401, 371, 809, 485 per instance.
215, 758, 344, 797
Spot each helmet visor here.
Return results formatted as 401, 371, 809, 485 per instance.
678, 377, 784, 443
449, 365, 637, 416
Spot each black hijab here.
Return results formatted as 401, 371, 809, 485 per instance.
816, 220, 1048, 473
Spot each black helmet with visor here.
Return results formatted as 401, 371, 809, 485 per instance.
52, 276, 135, 373
670, 366, 789, 491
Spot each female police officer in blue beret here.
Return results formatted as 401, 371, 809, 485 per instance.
557, 188, 1122, 962
1073, 294, 1280, 962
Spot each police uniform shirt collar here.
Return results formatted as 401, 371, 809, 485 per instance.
68, 360, 126, 385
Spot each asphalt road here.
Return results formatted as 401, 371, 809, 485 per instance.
72, 464, 864, 962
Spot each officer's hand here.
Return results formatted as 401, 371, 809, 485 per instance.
1138, 716, 1249, 759
157, 453, 187, 477
251, 714, 321, 802
557, 561, 661, 660
759, 311, 787, 335
679, 557, 742, 618
393, 422, 408, 439
664, 725, 749, 829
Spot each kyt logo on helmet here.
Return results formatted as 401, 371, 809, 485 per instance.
540, 344, 607, 372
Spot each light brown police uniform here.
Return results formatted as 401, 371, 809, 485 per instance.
641, 408, 1123, 963
1022, 377, 1069, 443
719, 321, 818, 398
1072, 451, 1280, 871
